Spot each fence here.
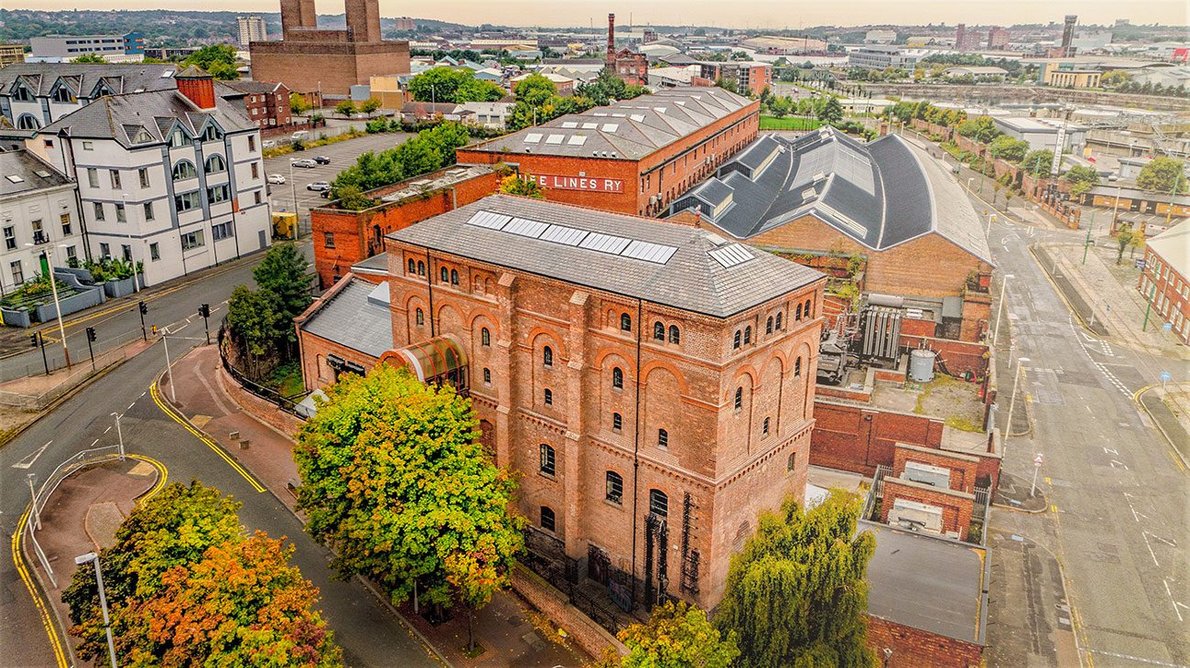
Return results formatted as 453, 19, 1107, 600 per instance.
216, 326, 309, 417
971, 486, 991, 546
863, 464, 891, 522
0, 326, 146, 383
0, 329, 147, 410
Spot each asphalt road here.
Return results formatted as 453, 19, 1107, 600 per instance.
0, 245, 434, 667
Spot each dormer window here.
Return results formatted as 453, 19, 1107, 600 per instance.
169, 130, 188, 148
12, 85, 33, 102
51, 87, 73, 103
201, 124, 222, 142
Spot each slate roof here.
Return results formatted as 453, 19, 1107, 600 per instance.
864, 522, 987, 643
461, 87, 753, 161
37, 89, 255, 148
0, 63, 180, 98
0, 150, 70, 198
299, 278, 394, 358
669, 128, 993, 264
389, 194, 823, 318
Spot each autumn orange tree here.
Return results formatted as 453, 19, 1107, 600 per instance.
62, 481, 340, 666
294, 364, 524, 653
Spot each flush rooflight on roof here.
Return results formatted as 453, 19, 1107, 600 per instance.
708, 243, 755, 268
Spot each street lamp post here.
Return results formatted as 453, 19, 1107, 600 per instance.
1004, 356, 1031, 447
985, 212, 997, 237
75, 552, 118, 668
112, 412, 125, 460
27, 244, 71, 367
162, 332, 177, 404
1108, 174, 1123, 232
992, 273, 1014, 347
966, 176, 974, 195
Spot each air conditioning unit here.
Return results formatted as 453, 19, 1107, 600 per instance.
889, 499, 943, 534
903, 461, 951, 488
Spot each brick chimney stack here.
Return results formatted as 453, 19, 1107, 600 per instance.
175, 66, 217, 110
607, 13, 616, 68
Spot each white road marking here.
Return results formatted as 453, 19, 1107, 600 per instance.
1165, 579, 1187, 623
1110, 459, 1129, 470
11, 440, 52, 469
103, 426, 111, 433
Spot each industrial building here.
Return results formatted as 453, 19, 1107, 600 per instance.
27, 33, 145, 64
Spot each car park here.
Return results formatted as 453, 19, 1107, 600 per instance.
307, 181, 331, 191
292, 158, 317, 168
314, 156, 332, 165
267, 174, 286, 184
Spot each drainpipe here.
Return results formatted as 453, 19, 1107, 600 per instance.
629, 298, 643, 606
424, 248, 435, 337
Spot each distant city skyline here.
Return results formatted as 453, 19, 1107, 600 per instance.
4, 0, 1187, 29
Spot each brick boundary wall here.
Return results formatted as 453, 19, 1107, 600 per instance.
879, 478, 974, 540
866, 614, 983, 668
511, 565, 627, 662
893, 443, 980, 493
216, 360, 304, 438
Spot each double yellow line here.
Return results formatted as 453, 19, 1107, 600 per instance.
149, 381, 266, 493
12, 453, 168, 668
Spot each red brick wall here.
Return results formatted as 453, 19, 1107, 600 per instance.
896, 335, 989, 379
250, 40, 410, 95
452, 151, 643, 215
867, 615, 983, 668
810, 401, 944, 476
879, 478, 973, 540
1139, 245, 1190, 344
892, 445, 980, 493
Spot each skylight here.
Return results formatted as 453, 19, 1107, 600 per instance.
545, 134, 564, 145
561, 121, 578, 128
567, 135, 587, 146
601, 123, 619, 133
34, 170, 52, 178
524, 133, 542, 143
708, 244, 754, 268
5, 175, 25, 183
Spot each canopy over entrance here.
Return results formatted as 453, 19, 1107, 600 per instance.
383, 335, 469, 392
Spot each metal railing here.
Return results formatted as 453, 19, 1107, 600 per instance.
216, 325, 309, 417
863, 464, 891, 522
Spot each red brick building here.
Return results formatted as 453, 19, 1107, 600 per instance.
455, 87, 760, 217
697, 62, 773, 97
309, 164, 498, 289
249, 0, 410, 95
217, 80, 292, 129
1137, 219, 1190, 343
298, 194, 827, 609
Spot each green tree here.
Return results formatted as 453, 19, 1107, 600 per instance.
294, 365, 524, 651
513, 73, 558, 106
1137, 156, 1188, 194
226, 285, 282, 378
1116, 223, 1136, 264
183, 44, 237, 75
72, 53, 106, 63
63, 482, 245, 663
768, 96, 792, 118
617, 601, 739, 668
207, 60, 240, 80
987, 135, 1029, 162
955, 116, 1000, 143
1100, 69, 1131, 87
334, 100, 357, 116
714, 491, 877, 668
331, 122, 471, 195
817, 96, 844, 124
408, 67, 503, 103
290, 92, 312, 115
1020, 149, 1055, 176
1063, 164, 1100, 197
252, 242, 313, 349
335, 184, 375, 211
359, 97, 382, 114
499, 173, 545, 198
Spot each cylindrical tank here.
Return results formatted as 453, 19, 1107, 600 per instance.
909, 349, 936, 383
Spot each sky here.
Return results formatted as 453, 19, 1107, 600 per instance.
6, 0, 1189, 29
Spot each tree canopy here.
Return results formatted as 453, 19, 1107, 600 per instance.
293, 364, 524, 622
817, 96, 844, 124
987, 135, 1029, 163
956, 116, 1001, 143
330, 122, 471, 201
1137, 157, 1188, 194
714, 491, 877, 668
617, 601, 739, 668
408, 67, 505, 103
499, 173, 545, 199
1020, 149, 1055, 176
575, 70, 648, 107
183, 44, 239, 80
225, 242, 312, 378
1062, 164, 1100, 197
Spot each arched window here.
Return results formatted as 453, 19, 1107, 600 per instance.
605, 471, 624, 504
450, 269, 459, 285
733, 330, 741, 349
204, 154, 226, 173
415, 308, 424, 326
171, 160, 197, 181
658, 428, 668, 448
612, 367, 623, 389
787, 452, 797, 472
15, 114, 40, 130
481, 328, 491, 346
775, 312, 783, 330
734, 387, 743, 411
612, 412, 622, 431
804, 299, 812, 318
440, 266, 449, 282
653, 321, 665, 340
620, 313, 632, 331
668, 325, 680, 344
417, 261, 425, 275
482, 368, 491, 384
540, 506, 556, 532
407, 258, 415, 273
543, 346, 553, 367
649, 490, 668, 518
796, 303, 803, 321
543, 388, 553, 405
539, 444, 556, 476
795, 357, 802, 377
744, 326, 752, 344
763, 417, 771, 436
766, 316, 774, 335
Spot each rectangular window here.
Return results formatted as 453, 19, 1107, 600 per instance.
324, 231, 335, 248
9, 260, 23, 285
138, 168, 150, 188
254, 191, 262, 205
93, 202, 105, 221
181, 230, 205, 250
65, 245, 77, 260
43, 139, 53, 149
207, 184, 230, 203
82, 141, 94, 151
30, 219, 43, 244
3, 226, 15, 250
248, 135, 256, 152
149, 242, 160, 261
250, 162, 259, 179
175, 191, 201, 212
144, 202, 154, 221
115, 203, 126, 223
212, 221, 233, 240
60, 213, 71, 236
110, 170, 121, 189
122, 244, 132, 262
99, 242, 110, 258
87, 168, 98, 188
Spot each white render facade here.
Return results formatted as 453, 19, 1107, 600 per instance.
0, 151, 83, 295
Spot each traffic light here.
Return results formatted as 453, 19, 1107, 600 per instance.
30, 333, 39, 348
138, 300, 148, 315
198, 303, 210, 318
86, 327, 97, 342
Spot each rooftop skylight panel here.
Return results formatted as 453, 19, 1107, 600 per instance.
561, 121, 578, 128
545, 134, 564, 144
630, 114, 645, 122
601, 123, 619, 133
567, 135, 587, 146
466, 210, 512, 230
581, 122, 598, 129
579, 232, 631, 255
503, 217, 549, 238
708, 244, 754, 268
620, 240, 677, 264
539, 224, 588, 246
5, 175, 24, 183
34, 170, 52, 178
524, 133, 543, 143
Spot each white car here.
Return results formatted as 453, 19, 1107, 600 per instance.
307, 181, 331, 192
291, 158, 317, 168
267, 174, 286, 185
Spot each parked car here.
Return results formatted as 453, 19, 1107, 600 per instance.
314, 155, 331, 165
307, 181, 331, 192
263, 140, 277, 149
292, 158, 317, 168
292, 130, 309, 141
320, 190, 331, 198
267, 174, 286, 184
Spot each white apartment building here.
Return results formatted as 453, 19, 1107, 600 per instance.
28, 67, 271, 287
0, 150, 83, 295
0, 63, 180, 131
237, 16, 268, 47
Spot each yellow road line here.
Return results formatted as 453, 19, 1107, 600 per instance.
149, 381, 266, 493
11, 506, 69, 668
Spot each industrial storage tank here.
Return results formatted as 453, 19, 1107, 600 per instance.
909, 349, 936, 383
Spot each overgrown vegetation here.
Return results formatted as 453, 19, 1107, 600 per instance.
224, 243, 312, 380
328, 122, 471, 207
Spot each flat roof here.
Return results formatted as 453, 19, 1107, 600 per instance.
863, 521, 987, 643
298, 277, 393, 358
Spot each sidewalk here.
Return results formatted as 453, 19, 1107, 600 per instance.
167, 345, 591, 667
1137, 381, 1190, 468
1039, 241, 1190, 361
